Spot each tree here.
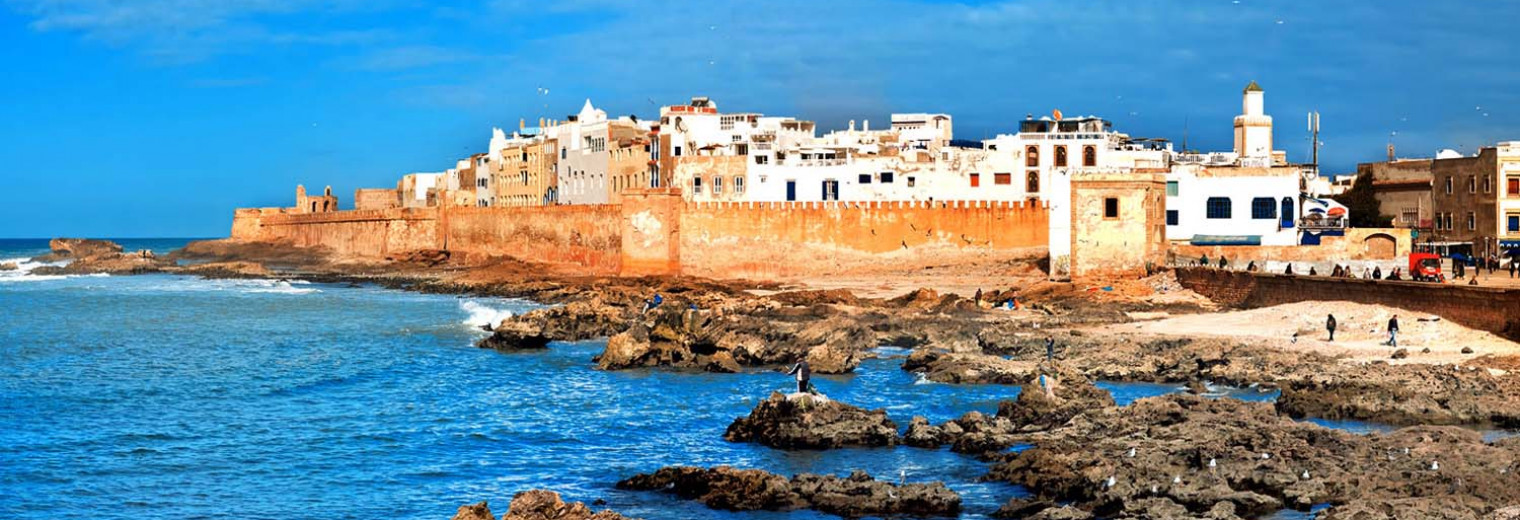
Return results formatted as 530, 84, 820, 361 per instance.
1333, 172, 1393, 228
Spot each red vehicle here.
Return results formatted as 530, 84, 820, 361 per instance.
1409, 252, 1444, 282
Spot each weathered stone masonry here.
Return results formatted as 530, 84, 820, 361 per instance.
230, 191, 1050, 278
1175, 267, 1520, 339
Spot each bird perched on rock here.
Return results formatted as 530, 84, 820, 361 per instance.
1431, 461, 1440, 471
1208, 458, 1217, 470
1261, 453, 1271, 460
1301, 470, 1311, 480
899, 469, 906, 486
1105, 476, 1116, 489
1127, 447, 1136, 458
1172, 475, 1182, 484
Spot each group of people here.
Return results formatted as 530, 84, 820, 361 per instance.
1454, 255, 1518, 280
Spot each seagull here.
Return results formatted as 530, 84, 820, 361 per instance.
1261, 453, 1271, 460
1105, 476, 1117, 489
1404, 447, 1410, 455
899, 469, 906, 486
1301, 470, 1311, 480
1172, 475, 1182, 484
1150, 484, 1159, 494
1128, 447, 1137, 458
1431, 461, 1440, 471
1208, 458, 1217, 469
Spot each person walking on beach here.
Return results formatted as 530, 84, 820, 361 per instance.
785, 359, 811, 394
1386, 315, 1400, 347
1326, 314, 1337, 342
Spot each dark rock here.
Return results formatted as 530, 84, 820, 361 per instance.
496, 489, 634, 520
1391, 348, 1409, 359
724, 392, 897, 449
996, 362, 1115, 432
1461, 346, 1475, 354
616, 466, 960, 517
451, 501, 495, 520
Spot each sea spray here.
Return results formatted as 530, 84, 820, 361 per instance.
460, 300, 514, 330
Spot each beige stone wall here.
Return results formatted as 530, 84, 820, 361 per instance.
355, 188, 400, 211
1069, 173, 1166, 281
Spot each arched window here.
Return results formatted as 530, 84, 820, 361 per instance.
1025, 146, 1039, 167
1251, 197, 1276, 219
1206, 197, 1232, 219
1055, 146, 1068, 167
1026, 171, 1040, 193
1280, 197, 1295, 228
1083, 145, 1097, 167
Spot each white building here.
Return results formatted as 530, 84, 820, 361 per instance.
1164, 82, 1319, 246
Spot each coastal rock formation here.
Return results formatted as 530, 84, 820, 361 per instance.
593, 302, 874, 373
902, 350, 1041, 384
480, 299, 634, 351
723, 392, 897, 449
0, 261, 17, 271
996, 361, 1116, 431
30, 238, 168, 275
985, 394, 1520, 519
451, 490, 634, 520
615, 466, 960, 517
32, 238, 122, 262
1276, 362, 1520, 428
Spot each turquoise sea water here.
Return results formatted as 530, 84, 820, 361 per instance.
0, 239, 1483, 519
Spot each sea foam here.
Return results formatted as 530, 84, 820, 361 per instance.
460, 301, 514, 330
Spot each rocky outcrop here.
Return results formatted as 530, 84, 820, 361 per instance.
902, 350, 1041, 384
480, 299, 634, 351
498, 490, 633, 520
985, 394, 1520, 519
723, 392, 897, 449
996, 361, 1115, 431
29, 238, 168, 275
615, 466, 960, 517
451, 501, 497, 520
32, 238, 122, 262
1276, 362, 1520, 428
0, 261, 17, 271
593, 302, 873, 373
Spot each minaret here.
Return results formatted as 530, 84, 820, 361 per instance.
1233, 81, 1274, 159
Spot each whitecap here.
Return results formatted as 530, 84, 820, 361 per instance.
460, 301, 514, 330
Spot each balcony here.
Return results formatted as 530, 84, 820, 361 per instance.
1298, 215, 1347, 231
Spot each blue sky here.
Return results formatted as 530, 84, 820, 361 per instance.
2, 0, 1517, 238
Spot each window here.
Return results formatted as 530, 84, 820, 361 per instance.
713, 176, 723, 194
1509, 177, 1520, 197
1251, 197, 1276, 219
1166, 210, 1178, 226
1484, 176, 1492, 193
1055, 146, 1068, 167
755, 155, 769, 165
823, 180, 839, 201
1446, 176, 1453, 194
1280, 198, 1294, 227
1026, 171, 1040, 193
907, 176, 917, 187
1166, 181, 1179, 197
994, 173, 1012, 185
1083, 145, 1097, 167
1103, 197, 1119, 219
1206, 197, 1232, 219
561, 147, 566, 159
735, 176, 745, 193
1509, 214, 1520, 233
1469, 176, 1477, 193
1025, 146, 1039, 167
674, 145, 683, 157
1468, 212, 1476, 230
692, 176, 703, 195
520, 171, 528, 184
859, 174, 872, 184
970, 173, 981, 187
880, 172, 894, 184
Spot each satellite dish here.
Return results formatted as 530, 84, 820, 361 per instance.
1052, 109, 1064, 121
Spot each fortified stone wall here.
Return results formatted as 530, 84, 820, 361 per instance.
678, 199, 1049, 279
442, 205, 622, 274
229, 198, 1049, 278
1174, 267, 1520, 338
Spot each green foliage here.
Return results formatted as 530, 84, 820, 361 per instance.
1333, 173, 1394, 228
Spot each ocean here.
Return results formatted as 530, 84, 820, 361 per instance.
0, 238, 1343, 519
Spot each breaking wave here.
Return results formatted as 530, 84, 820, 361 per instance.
460, 301, 514, 330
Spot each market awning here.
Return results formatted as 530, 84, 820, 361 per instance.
1190, 235, 1262, 246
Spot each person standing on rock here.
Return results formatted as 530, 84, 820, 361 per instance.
786, 359, 812, 394
1326, 314, 1337, 342
1386, 315, 1400, 347
1045, 337, 1056, 362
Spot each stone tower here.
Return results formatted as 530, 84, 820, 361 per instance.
1233, 81, 1273, 159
